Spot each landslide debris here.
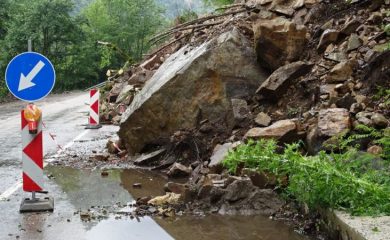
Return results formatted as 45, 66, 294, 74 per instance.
97, 0, 389, 236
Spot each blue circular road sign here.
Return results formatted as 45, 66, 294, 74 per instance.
5, 52, 56, 102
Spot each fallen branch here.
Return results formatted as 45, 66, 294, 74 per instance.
148, 32, 193, 57
149, 8, 251, 43
150, 20, 225, 46
215, 3, 246, 11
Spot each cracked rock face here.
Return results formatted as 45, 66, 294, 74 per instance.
119, 28, 268, 154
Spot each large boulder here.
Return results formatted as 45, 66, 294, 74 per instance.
254, 17, 308, 71
119, 28, 268, 154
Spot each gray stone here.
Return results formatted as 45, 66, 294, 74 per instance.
255, 112, 272, 127
347, 34, 363, 52
133, 149, 166, 166
224, 179, 254, 202
119, 28, 267, 154
209, 143, 233, 174
256, 61, 313, 99
371, 113, 388, 128
231, 99, 251, 127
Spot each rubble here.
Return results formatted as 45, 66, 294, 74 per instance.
94, 0, 390, 233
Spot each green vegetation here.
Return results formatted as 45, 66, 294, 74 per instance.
223, 139, 390, 216
0, 0, 163, 99
0, 0, 233, 100
204, 0, 235, 6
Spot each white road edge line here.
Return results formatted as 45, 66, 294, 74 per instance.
0, 129, 90, 201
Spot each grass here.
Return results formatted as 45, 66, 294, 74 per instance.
223, 139, 390, 216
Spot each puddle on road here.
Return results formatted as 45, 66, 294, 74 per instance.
46, 166, 311, 240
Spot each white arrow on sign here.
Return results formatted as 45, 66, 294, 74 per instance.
18, 60, 45, 91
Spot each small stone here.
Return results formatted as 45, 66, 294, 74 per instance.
133, 183, 142, 188
106, 139, 119, 154
224, 179, 254, 202
336, 93, 357, 109
255, 112, 272, 127
148, 193, 181, 206
136, 196, 152, 205
94, 154, 110, 162
324, 52, 347, 62
133, 149, 166, 166
318, 29, 339, 52
347, 34, 363, 52
371, 113, 388, 128
231, 99, 251, 127
341, 19, 361, 35
320, 95, 329, 100
318, 108, 351, 137
167, 163, 191, 178
326, 61, 353, 83
350, 103, 363, 114
245, 119, 297, 142
164, 182, 186, 195
209, 143, 233, 174
367, 145, 383, 155
367, 12, 382, 24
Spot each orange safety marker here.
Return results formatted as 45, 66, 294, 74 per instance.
86, 89, 102, 129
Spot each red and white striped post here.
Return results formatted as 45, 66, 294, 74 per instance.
86, 89, 102, 129
20, 108, 54, 213
21, 110, 44, 192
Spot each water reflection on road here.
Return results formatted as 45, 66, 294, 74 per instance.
46, 166, 311, 240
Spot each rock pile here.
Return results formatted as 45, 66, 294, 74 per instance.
99, 0, 389, 219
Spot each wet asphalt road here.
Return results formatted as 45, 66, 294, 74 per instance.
0, 92, 309, 240
0, 92, 173, 240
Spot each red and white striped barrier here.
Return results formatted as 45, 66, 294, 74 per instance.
21, 110, 43, 192
86, 89, 102, 129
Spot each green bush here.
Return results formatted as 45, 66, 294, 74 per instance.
223, 139, 390, 216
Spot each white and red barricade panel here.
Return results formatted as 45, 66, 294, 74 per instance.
21, 110, 43, 192
89, 89, 100, 126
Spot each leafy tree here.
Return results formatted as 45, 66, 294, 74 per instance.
0, 0, 166, 98
0, 0, 97, 91
84, 0, 164, 66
